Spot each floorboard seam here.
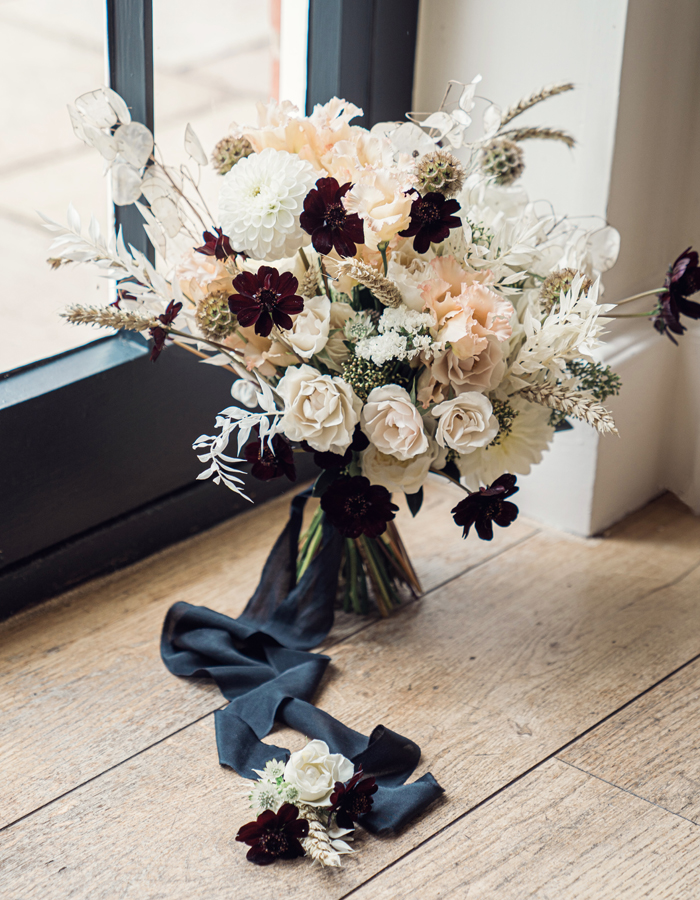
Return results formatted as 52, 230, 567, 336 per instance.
337, 648, 700, 899
0, 709, 221, 835
555, 757, 699, 826
0, 532, 541, 833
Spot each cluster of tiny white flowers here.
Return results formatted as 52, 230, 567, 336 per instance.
355, 305, 436, 366
378, 306, 435, 334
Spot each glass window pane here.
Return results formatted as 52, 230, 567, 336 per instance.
0, 0, 112, 375
152, 0, 274, 224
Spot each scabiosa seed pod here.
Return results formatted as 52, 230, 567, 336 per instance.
211, 135, 254, 175
540, 268, 594, 315
479, 138, 525, 186
195, 291, 237, 339
414, 148, 466, 198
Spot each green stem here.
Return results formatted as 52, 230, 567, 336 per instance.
605, 311, 656, 318
167, 327, 245, 359
378, 241, 389, 276
360, 535, 395, 616
298, 247, 310, 271
297, 506, 324, 580
347, 539, 363, 614
614, 288, 665, 306
429, 467, 473, 494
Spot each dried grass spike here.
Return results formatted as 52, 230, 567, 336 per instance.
299, 261, 322, 300
500, 82, 575, 127
499, 127, 576, 149
519, 383, 618, 435
330, 258, 402, 308
61, 304, 159, 331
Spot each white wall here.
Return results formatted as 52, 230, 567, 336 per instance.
414, 0, 700, 534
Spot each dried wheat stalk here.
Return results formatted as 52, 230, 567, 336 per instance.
61, 304, 159, 331
299, 261, 322, 299
500, 82, 575, 127
297, 805, 341, 867
499, 126, 575, 149
329, 258, 402, 308
520, 383, 618, 435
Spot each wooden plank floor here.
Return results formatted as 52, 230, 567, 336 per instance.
2, 479, 700, 899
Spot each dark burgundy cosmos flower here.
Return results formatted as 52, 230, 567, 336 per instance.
229, 266, 304, 337
149, 299, 183, 362
302, 426, 370, 469
195, 227, 233, 260
235, 803, 309, 866
652, 247, 700, 343
320, 475, 398, 539
244, 432, 297, 483
300, 177, 364, 257
329, 768, 378, 830
399, 190, 461, 254
451, 474, 519, 541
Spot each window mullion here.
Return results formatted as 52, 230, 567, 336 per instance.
106, 0, 154, 258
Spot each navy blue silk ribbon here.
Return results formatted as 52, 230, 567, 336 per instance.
161, 490, 443, 834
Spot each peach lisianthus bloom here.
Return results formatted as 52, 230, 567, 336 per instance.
343, 169, 413, 250
243, 98, 365, 173
224, 326, 279, 378
417, 337, 506, 408
176, 249, 234, 302
420, 256, 513, 360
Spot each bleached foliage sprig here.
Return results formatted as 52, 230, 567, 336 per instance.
193, 376, 282, 500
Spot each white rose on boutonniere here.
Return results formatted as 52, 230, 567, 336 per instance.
432, 392, 499, 454
278, 364, 362, 453
283, 740, 354, 807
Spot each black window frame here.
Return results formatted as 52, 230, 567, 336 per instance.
0, 0, 419, 620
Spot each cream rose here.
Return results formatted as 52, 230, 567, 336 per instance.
278, 364, 361, 453
362, 441, 438, 494
286, 294, 330, 359
361, 385, 429, 461
283, 739, 354, 807
432, 393, 499, 454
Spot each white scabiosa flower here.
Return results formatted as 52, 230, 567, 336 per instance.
218, 147, 316, 260
457, 397, 555, 489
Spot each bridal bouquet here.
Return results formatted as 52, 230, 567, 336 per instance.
48, 78, 628, 618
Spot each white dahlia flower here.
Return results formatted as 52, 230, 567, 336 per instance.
456, 397, 554, 489
218, 147, 316, 260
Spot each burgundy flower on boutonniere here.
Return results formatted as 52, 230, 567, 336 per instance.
652, 247, 700, 343
195, 227, 234, 260
244, 431, 297, 483
451, 473, 519, 541
236, 803, 309, 866
399, 190, 461, 254
320, 475, 398, 539
300, 177, 365, 257
329, 768, 378, 829
148, 299, 182, 362
229, 265, 304, 338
